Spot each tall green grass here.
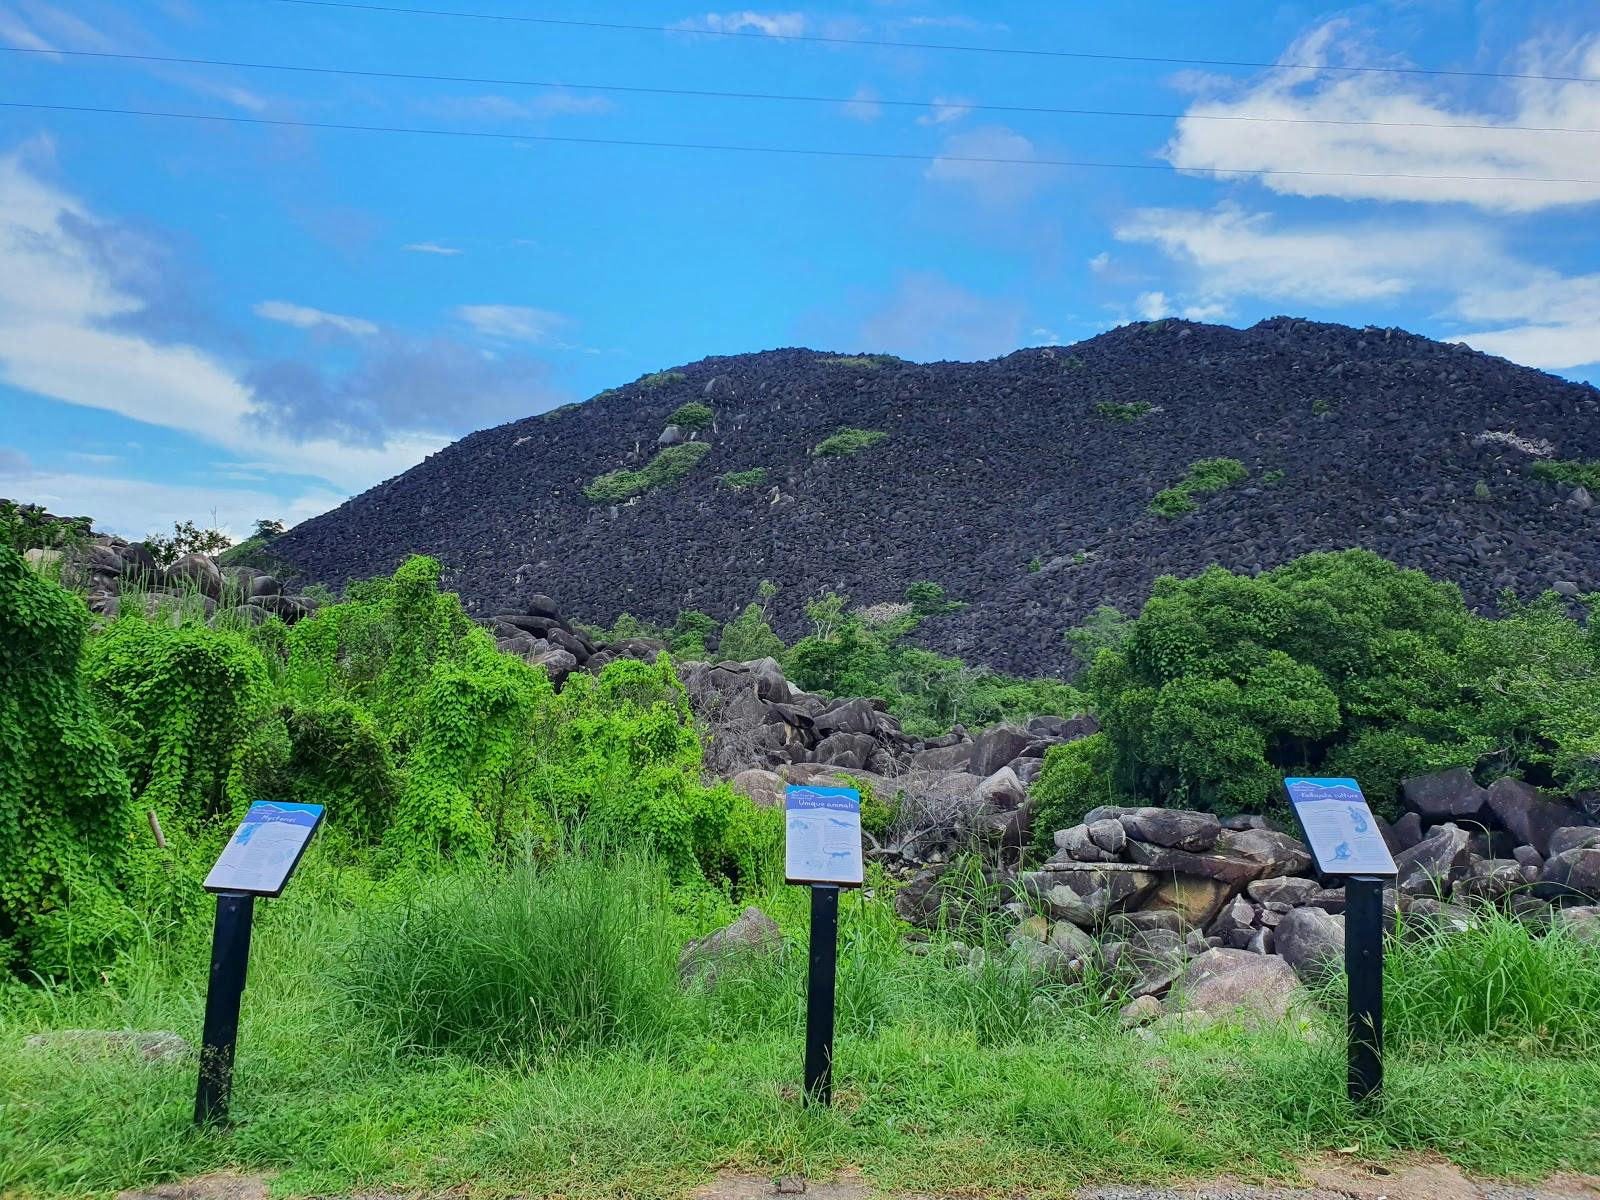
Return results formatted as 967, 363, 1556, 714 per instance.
337, 850, 683, 1062
1384, 906, 1600, 1049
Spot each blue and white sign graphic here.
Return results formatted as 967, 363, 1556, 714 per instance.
1284, 777, 1397, 877
204, 802, 325, 896
785, 785, 864, 886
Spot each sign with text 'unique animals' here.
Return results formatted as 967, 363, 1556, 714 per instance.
203, 802, 325, 897
785, 786, 864, 887
1283, 777, 1397, 877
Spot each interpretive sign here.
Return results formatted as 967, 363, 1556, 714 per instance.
1283, 775, 1390, 1104
204, 802, 326, 897
195, 801, 324, 1125
1283, 777, 1396, 877
784, 786, 864, 887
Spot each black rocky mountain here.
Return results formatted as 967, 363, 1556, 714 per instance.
271, 317, 1600, 674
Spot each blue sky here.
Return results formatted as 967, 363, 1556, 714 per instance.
1, 0, 1597, 538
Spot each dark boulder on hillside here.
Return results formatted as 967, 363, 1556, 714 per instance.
268, 317, 1600, 673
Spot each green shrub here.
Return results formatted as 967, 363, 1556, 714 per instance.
585, 442, 712, 503
637, 370, 687, 390
719, 602, 785, 662
1029, 734, 1114, 853
1028, 556, 1042, 573
719, 468, 768, 491
1149, 457, 1248, 518
0, 547, 135, 979
0, 500, 92, 554
1262, 469, 1285, 485
1095, 401, 1152, 423
813, 428, 889, 458
667, 609, 718, 659
905, 580, 966, 616
1531, 459, 1600, 491
822, 355, 899, 368
667, 401, 713, 431
339, 851, 682, 1062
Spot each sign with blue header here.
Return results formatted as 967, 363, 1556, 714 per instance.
1283, 777, 1397, 877
203, 802, 326, 897
785, 786, 864, 886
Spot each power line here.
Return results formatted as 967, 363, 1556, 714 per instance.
9, 45, 1600, 135
267, 0, 1600, 85
5, 99, 1599, 187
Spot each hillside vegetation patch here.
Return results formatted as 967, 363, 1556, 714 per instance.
719, 468, 768, 490
667, 402, 714, 432
638, 370, 687, 390
1532, 459, 1600, 491
585, 443, 712, 503
814, 427, 889, 458
1150, 456, 1248, 517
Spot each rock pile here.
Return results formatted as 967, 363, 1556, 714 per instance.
24, 535, 323, 629
268, 317, 1600, 674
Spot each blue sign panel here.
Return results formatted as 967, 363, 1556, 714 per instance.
1284, 777, 1397, 876
203, 802, 326, 896
785, 786, 864, 886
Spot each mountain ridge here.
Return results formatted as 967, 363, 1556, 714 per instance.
271, 316, 1600, 673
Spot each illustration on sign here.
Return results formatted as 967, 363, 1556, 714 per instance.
785, 786, 864, 886
1283, 777, 1397, 876
203, 802, 325, 896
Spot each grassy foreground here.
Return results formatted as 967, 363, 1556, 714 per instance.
3, 855, 1599, 1199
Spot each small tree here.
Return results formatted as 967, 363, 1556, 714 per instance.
143, 519, 233, 567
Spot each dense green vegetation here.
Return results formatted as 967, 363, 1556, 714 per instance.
667, 401, 714, 431
1149, 457, 1249, 517
1039, 549, 1600, 829
1532, 458, 1600, 491
585, 442, 714, 502
822, 354, 900, 368
4, 541, 1600, 1196
719, 467, 768, 490
1095, 400, 1153, 423
637, 370, 688, 389
813, 428, 889, 458
0, 499, 91, 554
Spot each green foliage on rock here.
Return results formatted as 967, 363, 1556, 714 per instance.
719, 602, 785, 663
1095, 400, 1152, 423
1, 500, 92, 554
1030, 733, 1113, 853
585, 442, 713, 503
1150, 457, 1248, 518
0, 546, 135, 979
813, 428, 889, 458
637, 370, 687, 389
719, 468, 768, 491
904, 580, 966, 616
667, 402, 714, 431
1532, 459, 1600, 491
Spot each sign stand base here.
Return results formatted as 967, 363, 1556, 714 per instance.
1345, 875, 1384, 1103
803, 885, 840, 1106
195, 892, 255, 1126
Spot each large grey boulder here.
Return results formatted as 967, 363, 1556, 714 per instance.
1487, 777, 1590, 855
968, 724, 1033, 776
730, 768, 785, 809
1124, 836, 1272, 886
1224, 828, 1314, 877
812, 731, 878, 769
1118, 808, 1222, 852
1537, 848, 1600, 901
912, 741, 973, 772
1030, 864, 1159, 928
1246, 876, 1320, 907
679, 906, 782, 982
1401, 767, 1488, 821
1548, 827, 1600, 858
1393, 822, 1473, 896
1274, 907, 1344, 984
1451, 858, 1528, 903
813, 697, 878, 738
163, 552, 223, 599
1170, 949, 1308, 1027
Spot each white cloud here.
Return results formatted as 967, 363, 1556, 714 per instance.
1115, 201, 1600, 370
0, 144, 448, 491
681, 10, 805, 36
1114, 203, 1492, 304
1455, 272, 1600, 370
455, 304, 572, 344
917, 97, 973, 126
840, 85, 882, 123
403, 241, 461, 256
0, 466, 346, 541
1164, 22, 1600, 213
254, 300, 378, 337
67, 451, 121, 463
1088, 252, 1111, 274
926, 125, 1044, 205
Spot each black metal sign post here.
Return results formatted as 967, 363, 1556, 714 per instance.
1282, 777, 1396, 1108
1344, 875, 1385, 1101
194, 801, 325, 1127
803, 884, 841, 1106
195, 892, 256, 1126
